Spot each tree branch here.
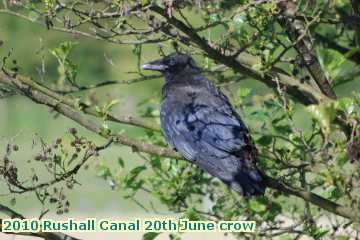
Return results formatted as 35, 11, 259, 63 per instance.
277, 1, 337, 99
0, 72, 178, 159
0, 4, 330, 105
148, 5, 329, 105
148, 4, 351, 136
0, 71, 161, 131
7, 138, 113, 194
0, 9, 168, 45
265, 176, 360, 223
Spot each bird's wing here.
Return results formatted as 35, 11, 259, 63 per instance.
160, 105, 199, 161
160, 82, 252, 162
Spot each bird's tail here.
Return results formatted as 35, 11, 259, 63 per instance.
231, 168, 267, 196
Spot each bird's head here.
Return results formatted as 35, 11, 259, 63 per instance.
141, 53, 199, 76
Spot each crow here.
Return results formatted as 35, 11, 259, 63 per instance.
142, 53, 266, 196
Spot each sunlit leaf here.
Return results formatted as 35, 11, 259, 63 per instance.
317, 48, 347, 80
335, 97, 355, 115
249, 199, 267, 213
306, 103, 336, 134
97, 165, 112, 179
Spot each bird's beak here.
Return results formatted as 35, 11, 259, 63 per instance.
141, 59, 168, 71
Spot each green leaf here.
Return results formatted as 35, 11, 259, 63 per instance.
209, 14, 220, 23
273, 124, 291, 134
150, 156, 161, 169
256, 135, 272, 146
53, 154, 62, 165
118, 157, 125, 168
308, 226, 329, 239
237, 88, 251, 103
232, 14, 247, 31
249, 199, 267, 213
264, 100, 277, 109
50, 41, 78, 85
142, 232, 160, 240
128, 179, 145, 191
125, 166, 147, 188
249, 111, 268, 121
97, 165, 112, 179
140, 0, 151, 7
306, 103, 336, 134
264, 201, 282, 220
271, 115, 285, 125
335, 97, 355, 115
220, 0, 245, 9
102, 99, 120, 115
181, 207, 201, 220
10, 198, 16, 206
100, 125, 111, 137
130, 166, 147, 176
317, 48, 347, 80
50, 41, 78, 62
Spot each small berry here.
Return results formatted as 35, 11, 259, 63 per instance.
69, 128, 77, 135
292, 68, 299, 76
12, 145, 19, 151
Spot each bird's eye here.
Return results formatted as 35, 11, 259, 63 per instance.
168, 57, 176, 67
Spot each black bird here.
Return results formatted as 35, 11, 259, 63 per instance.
142, 53, 266, 196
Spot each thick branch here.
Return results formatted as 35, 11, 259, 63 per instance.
3, 72, 160, 131
149, 5, 329, 105
0, 72, 179, 159
277, 1, 337, 99
0, 71, 359, 223
265, 176, 360, 223
148, 4, 351, 136
0, 5, 329, 105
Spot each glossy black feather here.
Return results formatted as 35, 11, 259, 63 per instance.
143, 53, 266, 196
